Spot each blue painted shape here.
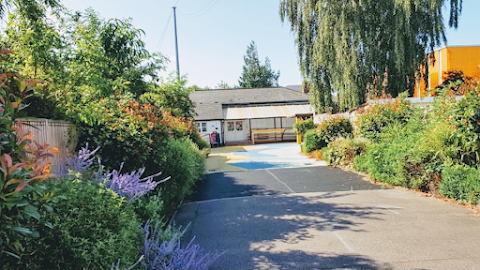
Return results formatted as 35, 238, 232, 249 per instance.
234, 148, 275, 158
232, 161, 300, 170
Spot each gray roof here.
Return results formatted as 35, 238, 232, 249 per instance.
190, 87, 310, 121
285, 85, 302, 92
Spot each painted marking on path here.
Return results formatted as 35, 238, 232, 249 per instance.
333, 231, 355, 252
377, 205, 403, 215
266, 169, 295, 193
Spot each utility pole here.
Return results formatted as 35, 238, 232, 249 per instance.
173, 6, 180, 79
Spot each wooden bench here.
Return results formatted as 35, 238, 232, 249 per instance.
251, 128, 286, 145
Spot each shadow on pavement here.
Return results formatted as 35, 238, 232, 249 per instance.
251, 251, 394, 270
177, 192, 391, 269
189, 171, 288, 202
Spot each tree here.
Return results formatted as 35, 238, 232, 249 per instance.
0, 0, 62, 27
238, 41, 280, 88
216, 80, 232, 89
140, 74, 196, 118
280, 0, 463, 112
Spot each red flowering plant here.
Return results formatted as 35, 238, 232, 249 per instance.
0, 69, 58, 259
76, 94, 169, 175
355, 92, 412, 140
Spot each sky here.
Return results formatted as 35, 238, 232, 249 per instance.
59, 0, 480, 89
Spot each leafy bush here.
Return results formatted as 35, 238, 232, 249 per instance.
355, 92, 412, 140
190, 132, 211, 150
450, 89, 480, 165
2, 179, 142, 270
302, 129, 324, 153
293, 118, 315, 136
316, 116, 353, 142
354, 121, 423, 187
154, 138, 206, 215
0, 72, 58, 260
302, 116, 353, 153
439, 165, 480, 204
76, 97, 169, 175
132, 192, 165, 226
322, 137, 371, 168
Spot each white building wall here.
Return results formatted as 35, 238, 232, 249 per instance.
196, 120, 223, 144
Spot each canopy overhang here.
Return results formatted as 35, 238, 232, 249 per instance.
223, 104, 314, 120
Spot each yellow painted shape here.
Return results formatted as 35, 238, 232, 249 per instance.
243, 145, 266, 151
296, 117, 302, 144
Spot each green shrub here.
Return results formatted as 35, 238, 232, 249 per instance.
132, 192, 165, 226
316, 116, 353, 143
2, 179, 142, 270
450, 89, 480, 165
302, 116, 353, 153
0, 73, 59, 260
190, 132, 211, 150
302, 129, 324, 153
322, 137, 371, 168
354, 121, 423, 187
355, 92, 412, 140
439, 165, 480, 204
153, 138, 206, 216
293, 118, 315, 136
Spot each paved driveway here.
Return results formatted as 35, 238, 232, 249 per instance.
206, 142, 326, 173
175, 145, 480, 269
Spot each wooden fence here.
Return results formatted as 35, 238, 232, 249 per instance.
19, 119, 77, 166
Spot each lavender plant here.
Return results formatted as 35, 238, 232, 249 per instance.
101, 163, 170, 200
57, 144, 170, 201
111, 255, 145, 270
142, 220, 222, 270
55, 143, 99, 177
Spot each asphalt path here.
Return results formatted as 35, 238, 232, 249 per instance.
190, 166, 378, 202
175, 166, 480, 269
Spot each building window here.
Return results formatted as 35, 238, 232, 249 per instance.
236, 121, 243, 131
196, 122, 207, 132
227, 121, 234, 131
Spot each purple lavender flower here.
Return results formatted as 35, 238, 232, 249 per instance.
55, 143, 100, 177
101, 163, 170, 200
110, 256, 144, 270
142, 220, 222, 270
57, 144, 170, 200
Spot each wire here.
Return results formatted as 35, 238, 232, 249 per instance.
155, 10, 173, 51
178, 0, 221, 18
179, 0, 216, 16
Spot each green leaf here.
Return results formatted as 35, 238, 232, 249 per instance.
44, 221, 54, 229
44, 205, 53, 213
23, 205, 40, 220
4, 251, 20, 259
9, 226, 33, 235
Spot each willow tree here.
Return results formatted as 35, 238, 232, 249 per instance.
280, 0, 463, 112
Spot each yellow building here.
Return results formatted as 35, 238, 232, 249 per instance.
415, 45, 480, 97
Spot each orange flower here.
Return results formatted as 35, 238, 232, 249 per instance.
43, 163, 51, 174
51, 147, 59, 153
27, 134, 35, 140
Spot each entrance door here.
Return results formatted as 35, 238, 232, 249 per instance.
225, 120, 247, 142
